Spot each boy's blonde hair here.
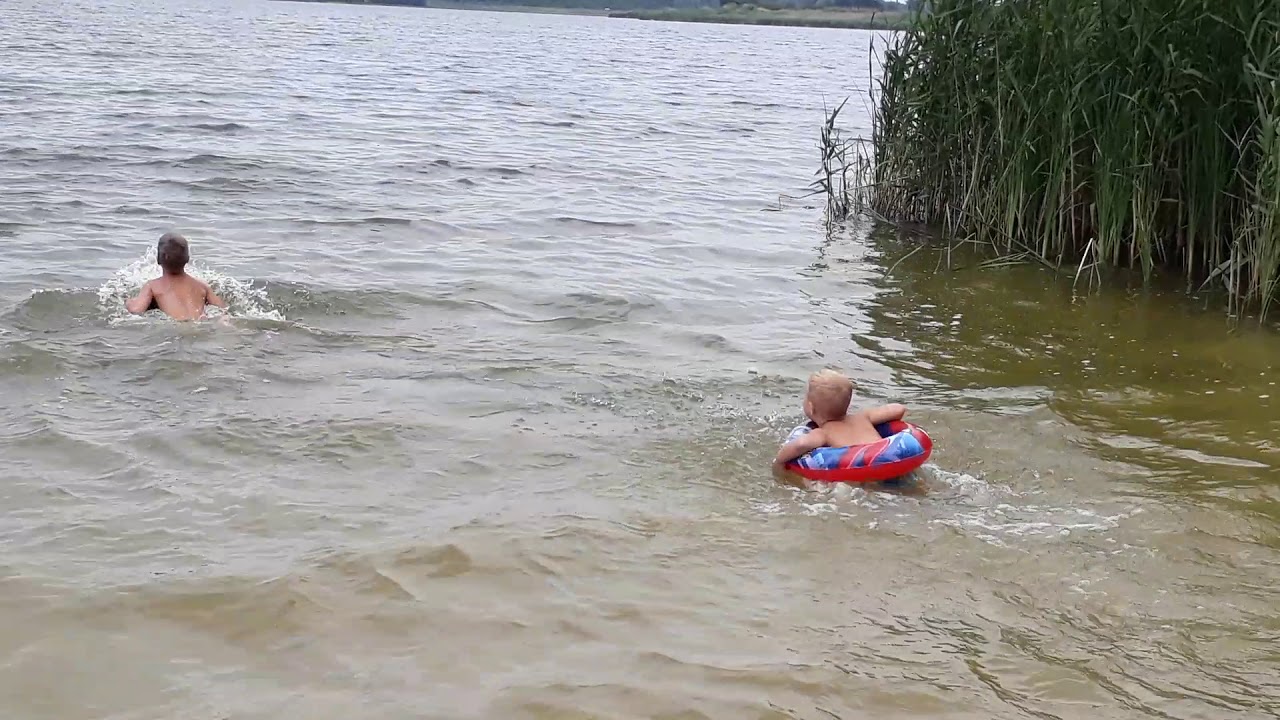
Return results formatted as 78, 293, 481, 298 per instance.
807, 369, 853, 421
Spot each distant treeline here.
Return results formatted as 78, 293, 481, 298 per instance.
419, 0, 900, 8
718, 0, 894, 7
285, 0, 906, 9
445, 0, 708, 7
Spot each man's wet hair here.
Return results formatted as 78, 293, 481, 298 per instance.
157, 233, 190, 274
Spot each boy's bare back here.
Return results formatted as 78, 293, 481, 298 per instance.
818, 411, 886, 448
131, 274, 220, 321
125, 233, 226, 321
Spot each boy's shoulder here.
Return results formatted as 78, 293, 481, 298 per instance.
831, 412, 875, 430
171, 273, 207, 288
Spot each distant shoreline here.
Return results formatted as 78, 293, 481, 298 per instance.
274, 1, 610, 15
610, 8, 909, 30
273, 1, 911, 30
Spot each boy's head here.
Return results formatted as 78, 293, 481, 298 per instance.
157, 233, 190, 275
804, 369, 853, 424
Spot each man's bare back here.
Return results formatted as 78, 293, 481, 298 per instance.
125, 233, 226, 321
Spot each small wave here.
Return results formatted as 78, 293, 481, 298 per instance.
179, 153, 233, 166
161, 176, 267, 193
936, 503, 1143, 546
264, 282, 451, 317
426, 159, 528, 178
97, 246, 284, 323
930, 465, 1010, 500
1, 288, 100, 332
757, 464, 1141, 548
134, 153, 264, 170
550, 216, 637, 230
728, 100, 785, 110
0, 338, 67, 378
37, 150, 116, 163
295, 216, 415, 228
190, 122, 248, 132
93, 142, 167, 154
925, 467, 1143, 546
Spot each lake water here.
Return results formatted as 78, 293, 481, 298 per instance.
2, 1, 1278, 718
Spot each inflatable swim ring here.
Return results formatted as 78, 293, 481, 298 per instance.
783, 420, 932, 483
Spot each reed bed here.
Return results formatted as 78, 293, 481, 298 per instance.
827, 0, 1280, 316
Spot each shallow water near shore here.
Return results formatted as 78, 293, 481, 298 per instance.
2, 1, 1279, 718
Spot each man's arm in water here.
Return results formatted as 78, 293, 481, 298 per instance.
204, 281, 227, 309
125, 281, 154, 315
865, 403, 907, 425
772, 427, 828, 470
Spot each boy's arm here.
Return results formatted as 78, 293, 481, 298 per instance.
204, 281, 227, 309
865, 403, 908, 425
125, 282, 154, 315
772, 428, 827, 469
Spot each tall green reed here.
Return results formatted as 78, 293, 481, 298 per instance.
828, 0, 1280, 317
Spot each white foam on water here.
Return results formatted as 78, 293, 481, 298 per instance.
755, 461, 1142, 549
97, 248, 284, 324
750, 475, 907, 521
928, 466, 1145, 547
935, 504, 1143, 547
928, 465, 1012, 504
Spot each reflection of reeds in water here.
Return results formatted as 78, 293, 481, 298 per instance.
821, 0, 1280, 317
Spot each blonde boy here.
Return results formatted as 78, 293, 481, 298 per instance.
773, 369, 907, 470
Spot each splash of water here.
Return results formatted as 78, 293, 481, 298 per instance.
97, 247, 284, 323
934, 503, 1145, 547
753, 462, 1143, 549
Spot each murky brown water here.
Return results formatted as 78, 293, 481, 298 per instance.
2, 1, 1278, 718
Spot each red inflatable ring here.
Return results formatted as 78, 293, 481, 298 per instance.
783, 420, 933, 483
